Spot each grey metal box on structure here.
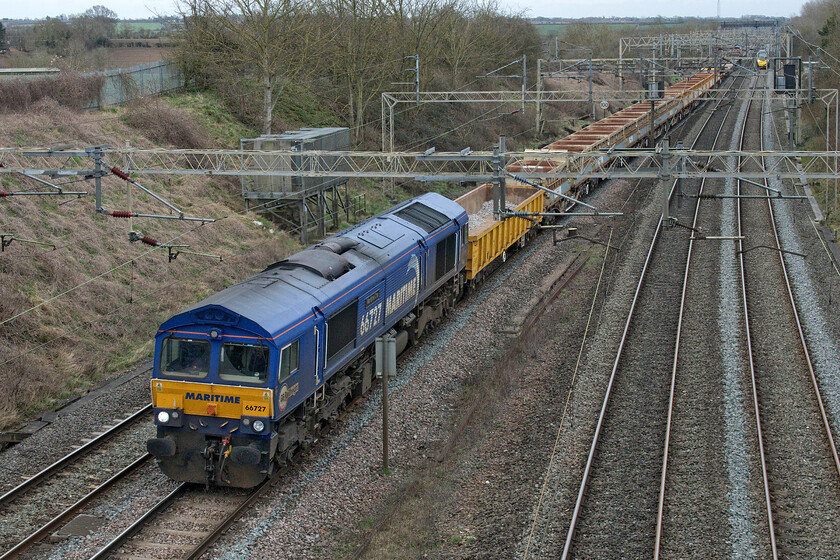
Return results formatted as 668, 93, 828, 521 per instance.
240, 128, 353, 244
240, 128, 351, 199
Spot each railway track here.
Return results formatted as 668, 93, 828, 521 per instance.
558, 74, 746, 559
0, 405, 153, 557
735, 72, 840, 558
87, 480, 266, 560
652, 74, 771, 559
85, 394, 363, 560
651, 71, 840, 559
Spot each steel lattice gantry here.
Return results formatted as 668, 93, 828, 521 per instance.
0, 145, 837, 248
617, 26, 791, 89
381, 88, 837, 153
0, 146, 837, 182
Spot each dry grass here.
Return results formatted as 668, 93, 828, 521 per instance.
0, 99, 302, 428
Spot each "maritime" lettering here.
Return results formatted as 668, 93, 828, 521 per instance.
385, 274, 419, 317
185, 392, 240, 403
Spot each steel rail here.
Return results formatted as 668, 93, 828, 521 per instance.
88, 472, 277, 560
87, 482, 188, 560
184, 467, 284, 560
90, 393, 364, 560
737, 82, 779, 559
652, 74, 744, 560
0, 454, 152, 559
560, 73, 743, 560
184, 394, 366, 560
0, 404, 152, 507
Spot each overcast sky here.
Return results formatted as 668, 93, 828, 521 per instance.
2, 0, 807, 20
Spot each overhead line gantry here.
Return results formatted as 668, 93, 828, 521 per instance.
0, 145, 836, 183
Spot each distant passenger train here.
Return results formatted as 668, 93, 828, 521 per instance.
757, 49, 768, 70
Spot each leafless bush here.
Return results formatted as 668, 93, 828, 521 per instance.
121, 98, 211, 148
0, 73, 104, 112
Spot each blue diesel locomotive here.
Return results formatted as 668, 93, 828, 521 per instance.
147, 193, 468, 487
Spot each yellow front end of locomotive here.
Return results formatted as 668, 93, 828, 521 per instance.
151, 379, 273, 419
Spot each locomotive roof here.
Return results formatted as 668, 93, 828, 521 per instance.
158, 193, 466, 344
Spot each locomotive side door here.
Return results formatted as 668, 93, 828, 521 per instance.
417, 239, 428, 293
313, 308, 326, 388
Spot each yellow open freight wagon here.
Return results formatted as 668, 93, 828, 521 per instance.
455, 184, 544, 281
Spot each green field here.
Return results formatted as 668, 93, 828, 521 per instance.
117, 21, 165, 33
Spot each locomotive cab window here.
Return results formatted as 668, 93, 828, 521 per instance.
219, 342, 270, 383
160, 338, 210, 379
278, 339, 300, 384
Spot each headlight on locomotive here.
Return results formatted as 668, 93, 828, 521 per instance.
240, 416, 270, 434
154, 408, 184, 427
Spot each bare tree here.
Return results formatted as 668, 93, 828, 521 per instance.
176, 0, 321, 134
322, 0, 399, 141
323, 0, 463, 141
71, 5, 119, 48
29, 17, 72, 53
174, 0, 539, 141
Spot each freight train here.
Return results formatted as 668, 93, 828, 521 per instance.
147, 69, 724, 487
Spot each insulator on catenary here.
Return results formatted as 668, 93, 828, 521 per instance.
110, 166, 131, 181
110, 210, 135, 218
141, 237, 160, 247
